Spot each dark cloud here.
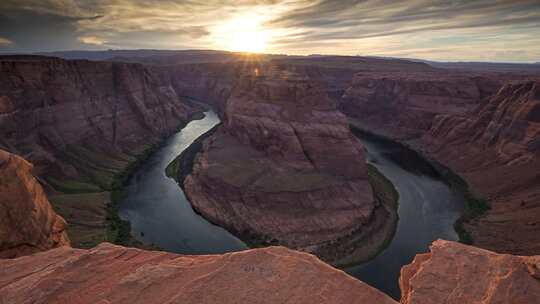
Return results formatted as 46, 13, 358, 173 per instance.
268, 0, 540, 33
0, 0, 539, 61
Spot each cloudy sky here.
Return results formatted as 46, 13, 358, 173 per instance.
1, 0, 540, 62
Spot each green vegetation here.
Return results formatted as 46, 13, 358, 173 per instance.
367, 164, 399, 210
46, 177, 102, 194
165, 156, 180, 180
49, 192, 109, 248
351, 124, 490, 245
47, 140, 168, 248
105, 142, 165, 245
441, 168, 491, 244
314, 164, 400, 267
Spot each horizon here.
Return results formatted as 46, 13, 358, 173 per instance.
1, 48, 540, 65
1, 1, 540, 63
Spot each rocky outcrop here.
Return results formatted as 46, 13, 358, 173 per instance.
0, 55, 202, 189
152, 62, 238, 114
0, 149, 69, 258
420, 81, 540, 255
400, 239, 540, 304
424, 81, 540, 163
341, 72, 500, 139
181, 67, 397, 265
0, 243, 397, 304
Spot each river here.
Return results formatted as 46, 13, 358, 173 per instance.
118, 111, 247, 254
118, 111, 464, 300
346, 131, 464, 298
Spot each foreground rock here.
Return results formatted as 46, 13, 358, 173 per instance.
0, 244, 397, 304
181, 67, 397, 264
421, 81, 540, 255
0, 149, 69, 258
400, 239, 540, 304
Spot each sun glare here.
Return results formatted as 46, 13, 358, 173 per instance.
213, 13, 270, 53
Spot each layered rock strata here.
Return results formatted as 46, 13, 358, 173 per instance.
400, 239, 540, 304
181, 67, 397, 264
343, 72, 540, 255
421, 81, 540, 255
0, 149, 69, 258
341, 72, 500, 139
0, 244, 397, 304
0, 55, 202, 189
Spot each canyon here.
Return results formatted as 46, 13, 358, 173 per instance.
1, 151, 539, 303
0, 55, 204, 247
341, 70, 540, 255
1, 52, 540, 303
177, 66, 397, 265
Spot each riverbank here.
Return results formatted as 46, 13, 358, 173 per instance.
349, 124, 488, 245
49, 111, 206, 249
167, 124, 400, 267
314, 164, 399, 267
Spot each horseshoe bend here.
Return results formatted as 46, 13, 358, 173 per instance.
2, 2, 540, 302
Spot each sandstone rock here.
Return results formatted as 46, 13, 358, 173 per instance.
0, 149, 69, 258
0, 243, 397, 304
341, 72, 500, 139
0, 55, 202, 187
342, 71, 540, 256
182, 67, 396, 264
420, 81, 540, 255
400, 240, 540, 304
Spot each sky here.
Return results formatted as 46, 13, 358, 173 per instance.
1, 0, 540, 62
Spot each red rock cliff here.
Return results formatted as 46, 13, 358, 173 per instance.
342, 70, 540, 256
182, 67, 397, 265
0, 55, 202, 188
0, 149, 69, 258
0, 244, 397, 304
421, 81, 540, 255
341, 71, 500, 139
400, 240, 540, 304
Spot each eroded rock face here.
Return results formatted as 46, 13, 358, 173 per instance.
341, 72, 500, 139
183, 67, 396, 264
0, 243, 397, 304
0, 149, 69, 258
0, 55, 202, 187
425, 81, 540, 163
400, 240, 540, 304
421, 81, 540, 255
342, 70, 540, 256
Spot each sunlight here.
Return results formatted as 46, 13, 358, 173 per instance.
212, 13, 270, 53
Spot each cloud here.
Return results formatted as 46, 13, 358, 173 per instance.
0, 0, 539, 62
0, 37, 14, 45
78, 35, 105, 45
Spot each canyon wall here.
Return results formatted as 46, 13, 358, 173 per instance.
421, 81, 540, 255
0, 149, 69, 258
0, 55, 202, 190
180, 67, 397, 265
341, 71, 500, 139
342, 71, 540, 255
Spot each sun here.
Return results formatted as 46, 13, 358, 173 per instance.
213, 13, 270, 53
228, 29, 268, 53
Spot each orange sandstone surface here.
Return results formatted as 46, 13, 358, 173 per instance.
0, 244, 396, 304
0, 149, 69, 258
400, 240, 540, 304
